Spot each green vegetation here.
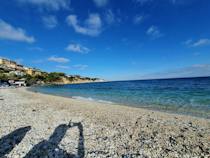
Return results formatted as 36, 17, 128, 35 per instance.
22, 74, 39, 86
45, 72, 65, 82
0, 66, 99, 86
0, 69, 20, 81
1, 58, 100, 86
0, 73, 8, 81
22, 72, 65, 86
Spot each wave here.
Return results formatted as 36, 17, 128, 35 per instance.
72, 96, 113, 104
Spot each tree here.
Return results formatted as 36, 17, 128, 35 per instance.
0, 73, 8, 81
45, 72, 66, 82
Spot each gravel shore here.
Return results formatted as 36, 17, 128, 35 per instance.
0, 88, 209, 158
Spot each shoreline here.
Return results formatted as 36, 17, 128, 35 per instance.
0, 88, 209, 157
27, 87, 210, 120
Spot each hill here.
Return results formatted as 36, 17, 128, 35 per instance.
0, 58, 103, 86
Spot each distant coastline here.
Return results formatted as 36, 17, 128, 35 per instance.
0, 57, 103, 87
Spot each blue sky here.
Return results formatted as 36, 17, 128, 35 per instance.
0, 0, 210, 80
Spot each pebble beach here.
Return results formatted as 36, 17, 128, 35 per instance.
0, 88, 209, 158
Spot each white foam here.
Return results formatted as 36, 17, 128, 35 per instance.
72, 96, 113, 104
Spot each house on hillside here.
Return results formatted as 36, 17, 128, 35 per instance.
0, 58, 17, 69
9, 79, 26, 87
9, 70, 26, 76
0, 58, 25, 71
16, 64, 25, 71
25, 68, 43, 76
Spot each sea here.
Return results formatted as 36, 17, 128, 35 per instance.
29, 77, 210, 118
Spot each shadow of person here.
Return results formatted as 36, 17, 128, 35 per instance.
24, 122, 85, 158
70, 122, 85, 158
0, 126, 31, 157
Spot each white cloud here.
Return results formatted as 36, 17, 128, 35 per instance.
192, 64, 210, 68
140, 64, 210, 79
66, 43, 90, 54
32, 59, 44, 64
171, 0, 176, 4
133, 15, 144, 24
73, 64, 88, 70
17, 0, 71, 11
66, 13, 102, 36
134, 0, 153, 5
42, 16, 58, 29
105, 10, 115, 24
170, 0, 187, 4
183, 39, 192, 45
105, 10, 121, 25
48, 56, 69, 63
184, 38, 210, 47
146, 25, 163, 39
193, 52, 200, 56
134, 0, 184, 5
192, 39, 210, 47
56, 65, 70, 69
93, 0, 108, 7
0, 19, 35, 43
28, 47, 44, 52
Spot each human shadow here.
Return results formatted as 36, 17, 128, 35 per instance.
0, 126, 31, 157
24, 122, 85, 158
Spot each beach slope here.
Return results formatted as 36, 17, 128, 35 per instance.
0, 88, 209, 157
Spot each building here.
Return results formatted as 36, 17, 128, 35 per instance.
25, 68, 33, 76
9, 79, 26, 87
0, 58, 17, 69
0, 58, 45, 76
0, 58, 8, 65
34, 70, 43, 76
9, 70, 26, 76
16, 64, 24, 71
14, 79, 26, 87
25, 68, 43, 76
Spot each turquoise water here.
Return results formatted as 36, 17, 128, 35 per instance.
29, 77, 210, 118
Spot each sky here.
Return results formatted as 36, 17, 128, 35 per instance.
0, 0, 210, 81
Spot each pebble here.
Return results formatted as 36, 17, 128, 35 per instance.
0, 88, 209, 158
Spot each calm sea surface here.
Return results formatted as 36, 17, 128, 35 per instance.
29, 77, 210, 118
